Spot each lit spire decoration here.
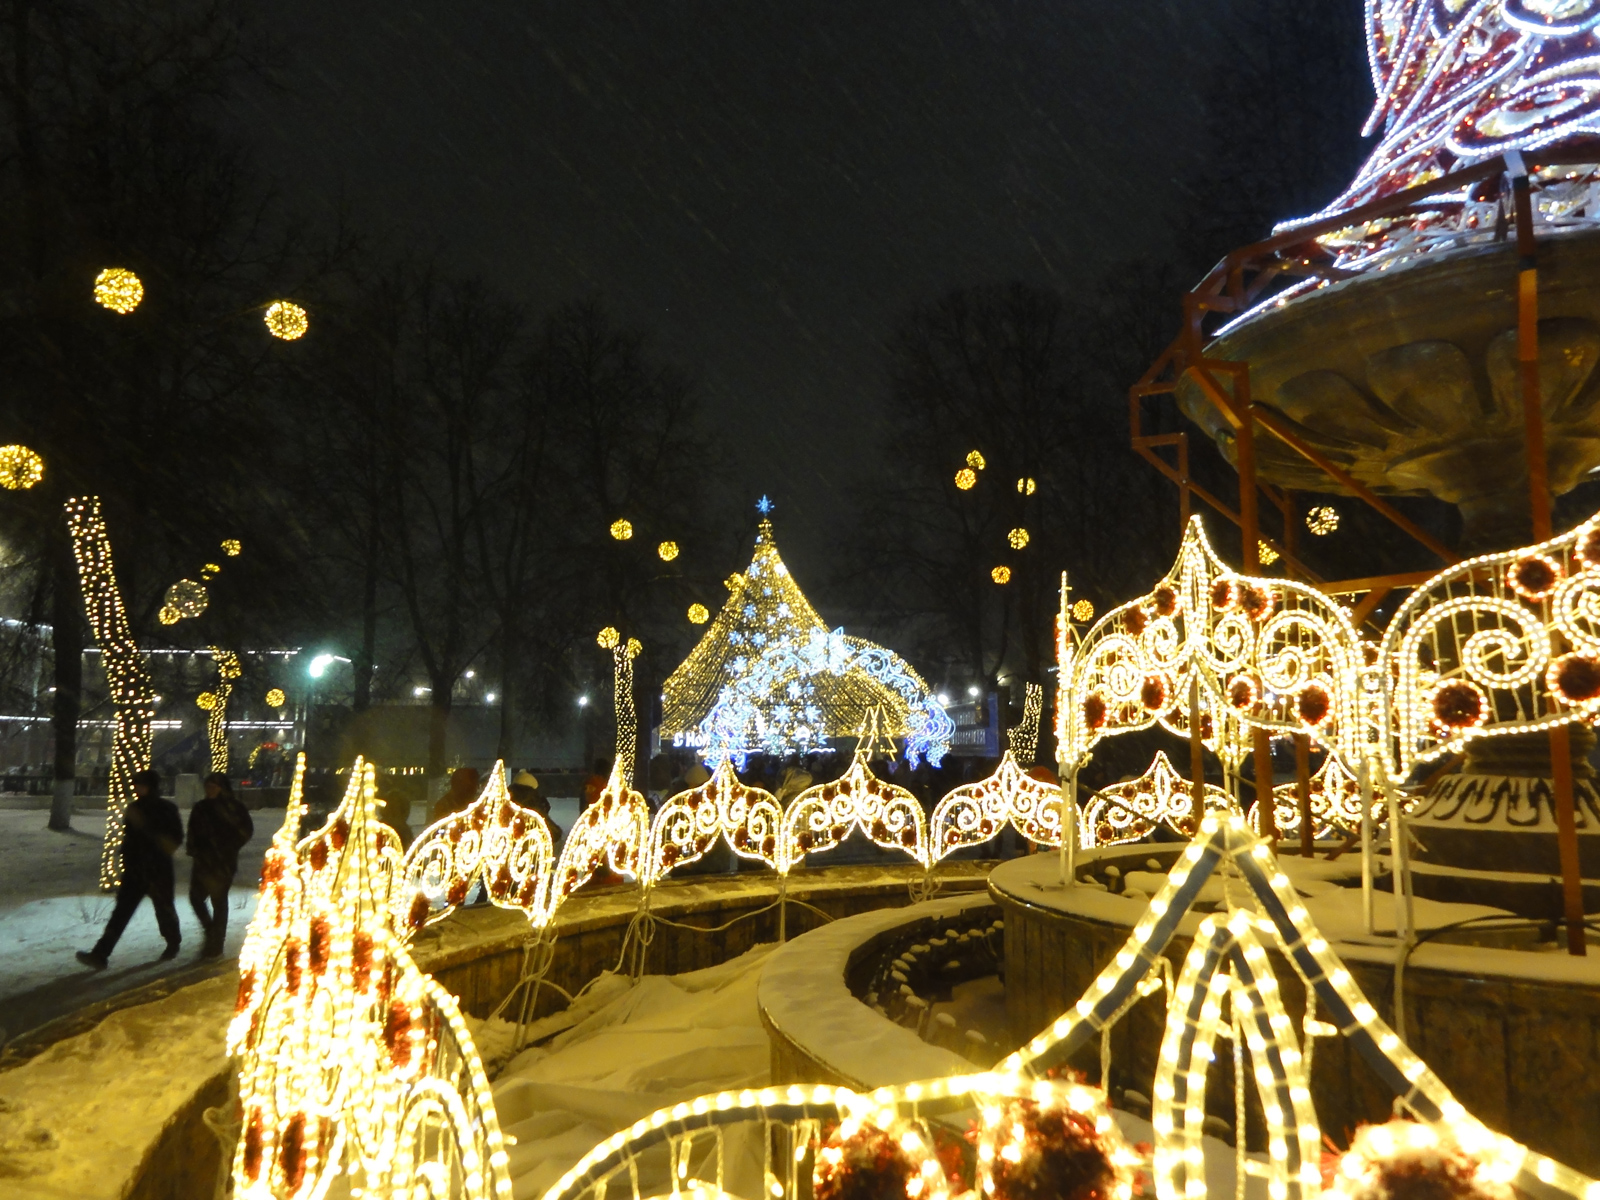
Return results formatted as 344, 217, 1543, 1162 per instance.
65, 497, 155, 889
1282, 0, 1600, 270
228, 756, 511, 1200
660, 510, 953, 767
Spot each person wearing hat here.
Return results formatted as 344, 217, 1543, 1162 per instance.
77, 770, 184, 968
510, 770, 561, 843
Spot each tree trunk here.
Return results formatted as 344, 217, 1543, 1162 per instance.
48, 533, 82, 831
495, 625, 517, 763
427, 688, 452, 780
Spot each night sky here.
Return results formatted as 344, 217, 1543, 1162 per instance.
235, 1, 1229, 574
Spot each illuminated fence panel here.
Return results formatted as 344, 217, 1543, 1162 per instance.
65, 496, 155, 889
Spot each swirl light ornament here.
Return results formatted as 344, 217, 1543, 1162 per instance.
1060, 516, 1366, 777
645, 758, 782, 882
662, 517, 952, 767
779, 749, 930, 870
229, 757, 511, 1200
929, 750, 1064, 857
1079, 751, 1233, 849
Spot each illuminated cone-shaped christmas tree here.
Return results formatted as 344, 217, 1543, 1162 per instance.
662, 511, 953, 766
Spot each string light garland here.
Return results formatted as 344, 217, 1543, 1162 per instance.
955, 468, 977, 491
992, 566, 1011, 585
65, 497, 155, 889
266, 688, 286, 708
263, 300, 309, 340
661, 515, 952, 767
1306, 506, 1339, 536
658, 540, 679, 561
966, 450, 986, 470
1006, 682, 1043, 766
0, 445, 44, 490
1008, 528, 1030, 550
687, 603, 710, 625
229, 757, 511, 1200
612, 639, 642, 786
93, 267, 143, 313
1016, 476, 1036, 495
609, 519, 633, 541
207, 648, 241, 774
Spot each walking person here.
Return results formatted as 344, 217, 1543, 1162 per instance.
76, 770, 184, 969
185, 773, 255, 958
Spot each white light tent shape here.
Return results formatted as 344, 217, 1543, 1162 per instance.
997, 813, 1597, 1200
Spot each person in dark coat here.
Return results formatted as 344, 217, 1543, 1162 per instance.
184, 772, 255, 958
77, 769, 184, 968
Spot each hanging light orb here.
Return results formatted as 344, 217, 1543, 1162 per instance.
158, 605, 181, 626
609, 518, 633, 541
264, 300, 309, 340
954, 468, 977, 491
966, 450, 987, 470
1257, 540, 1280, 566
93, 268, 144, 314
0, 445, 44, 490
1008, 527, 1030, 549
196, 691, 218, 711
1016, 476, 1036, 495
162, 578, 209, 622
221, 538, 242, 556
626, 637, 642, 657
265, 688, 287, 708
597, 626, 620, 649
1072, 598, 1095, 623
991, 565, 1012, 584
687, 602, 710, 625
1306, 505, 1340, 536
657, 540, 679, 561
201, 562, 222, 579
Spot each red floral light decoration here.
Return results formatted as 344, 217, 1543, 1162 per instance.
1083, 693, 1108, 730
1211, 578, 1239, 612
814, 1116, 951, 1200
1297, 681, 1332, 727
1430, 679, 1488, 731
1152, 584, 1178, 617
1227, 674, 1258, 711
1139, 675, 1167, 713
1321, 1119, 1514, 1200
1506, 554, 1562, 601
973, 1081, 1137, 1200
1548, 653, 1600, 708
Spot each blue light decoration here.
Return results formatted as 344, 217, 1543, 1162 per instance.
659, 512, 953, 768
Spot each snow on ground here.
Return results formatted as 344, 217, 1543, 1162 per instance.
0, 804, 278, 1048
481, 943, 776, 1200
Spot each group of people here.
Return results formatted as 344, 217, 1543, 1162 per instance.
76, 771, 255, 969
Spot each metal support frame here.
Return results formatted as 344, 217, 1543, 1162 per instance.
1133, 149, 1591, 953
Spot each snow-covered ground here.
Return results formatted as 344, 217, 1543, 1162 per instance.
0, 805, 279, 1049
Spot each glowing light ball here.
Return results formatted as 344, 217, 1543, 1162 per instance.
1008, 527, 1030, 549
264, 300, 309, 340
0, 445, 44, 490
954, 468, 977, 490
1307, 505, 1340, 535
992, 565, 1012, 584
266, 688, 286, 708
1258, 541, 1280, 565
162, 578, 209, 622
609, 519, 633, 541
597, 626, 621, 649
966, 450, 986, 470
1071, 598, 1094, 623
1017, 476, 1036, 495
196, 691, 217, 711
687, 603, 710, 624
222, 538, 242, 556
657, 540, 679, 561
94, 268, 143, 314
